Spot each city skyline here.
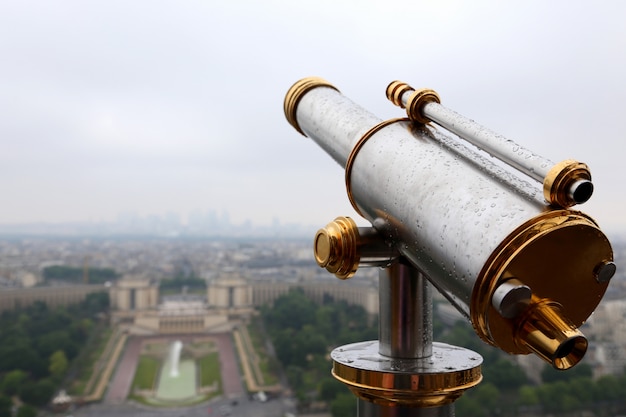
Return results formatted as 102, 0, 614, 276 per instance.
1, 2, 625, 234
1, 209, 625, 243
0, 209, 320, 238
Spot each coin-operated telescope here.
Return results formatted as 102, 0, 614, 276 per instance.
284, 77, 616, 416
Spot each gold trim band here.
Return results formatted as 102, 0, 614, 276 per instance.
332, 341, 482, 407
385, 81, 441, 124
283, 77, 339, 136
345, 118, 410, 217
386, 80, 414, 108
406, 88, 441, 124
543, 159, 592, 208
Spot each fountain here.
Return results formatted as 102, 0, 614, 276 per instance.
154, 339, 197, 402
169, 340, 183, 378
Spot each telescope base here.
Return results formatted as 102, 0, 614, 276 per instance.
331, 340, 482, 409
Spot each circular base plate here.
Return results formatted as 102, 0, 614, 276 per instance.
331, 340, 482, 407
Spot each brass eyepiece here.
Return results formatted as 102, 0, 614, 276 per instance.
515, 298, 587, 370
543, 160, 593, 208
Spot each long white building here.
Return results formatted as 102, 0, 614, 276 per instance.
108, 271, 378, 334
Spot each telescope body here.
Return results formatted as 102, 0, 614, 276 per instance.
285, 78, 614, 369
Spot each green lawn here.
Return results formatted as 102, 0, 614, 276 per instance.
198, 352, 221, 388
132, 356, 160, 390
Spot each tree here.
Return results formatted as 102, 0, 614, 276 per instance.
540, 361, 592, 383
285, 365, 304, 391
455, 395, 487, 417
36, 330, 78, 360
315, 306, 337, 338
16, 405, 38, 417
330, 392, 356, 417
69, 318, 94, 343
536, 381, 568, 413
49, 350, 69, 379
560, 393, 582, 413
0, 395, 11, 417
439, 321, 500, 365
42, 265, 118, 284
19, 378, 55, 407
568, 377, 594, 406
82, 291, 110, 315
482, 358, 528, 390
517, 385, 539, 407
273, 329, 297, 367
295, 325, 326, 358
265, 289, 316, 332
0, 287, 111, 413
593, 374, 621, 402
319, 377, 346, 402
261, 290, 379, 412
0, 346, 48, 377
472, 382, 500, 412
1, 369, 28, 396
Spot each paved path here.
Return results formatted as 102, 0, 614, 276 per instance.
105, 336, 142, 403
84, 331, 127, 402
213, 333, 244, 398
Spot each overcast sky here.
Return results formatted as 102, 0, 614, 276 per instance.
1, 1, 625, 235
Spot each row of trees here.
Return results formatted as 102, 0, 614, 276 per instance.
436, 313, 626, 416
0, 292, 109, 416
159, 275, 206, 292
455, 368, 626, 416
261, 291, 625, 416
261, 290, 377, 416
42, 265, 119, 284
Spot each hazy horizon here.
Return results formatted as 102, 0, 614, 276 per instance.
2, 1, 625, 233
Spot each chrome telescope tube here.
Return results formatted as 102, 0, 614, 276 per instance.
284, 77, 615, 370
399, 88, 555, 182
387, 81, 594, 208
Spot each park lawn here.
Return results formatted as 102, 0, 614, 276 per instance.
199, 352, 221, 388
132, 356, 160, 390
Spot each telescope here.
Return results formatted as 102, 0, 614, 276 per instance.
284, 77, 615, 415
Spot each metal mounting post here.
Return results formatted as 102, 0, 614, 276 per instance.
317, 219, 483, 416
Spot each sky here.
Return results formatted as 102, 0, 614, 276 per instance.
1, 1, 625, 235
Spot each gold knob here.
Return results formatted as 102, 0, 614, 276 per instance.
314, 217, 360, 280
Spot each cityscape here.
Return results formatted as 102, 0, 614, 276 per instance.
0, 223, 624, 416
0, 211, 322, 239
